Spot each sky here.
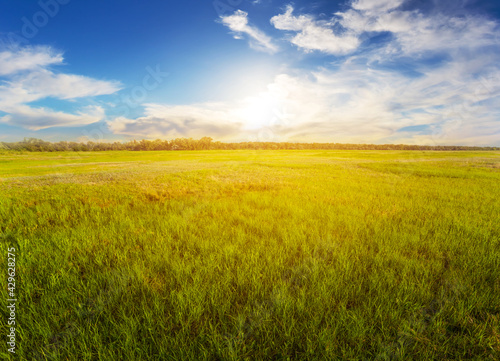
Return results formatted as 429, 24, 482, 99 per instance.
0, 0, 499, 146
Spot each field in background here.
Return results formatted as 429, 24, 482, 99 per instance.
0, 150, 499, 360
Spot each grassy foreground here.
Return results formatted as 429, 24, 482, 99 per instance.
0, 150, 499, 360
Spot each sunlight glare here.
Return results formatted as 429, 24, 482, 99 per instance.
238, 92, 281, 130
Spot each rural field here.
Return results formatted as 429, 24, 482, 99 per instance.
0, 149, 499, 360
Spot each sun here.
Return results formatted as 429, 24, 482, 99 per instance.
238, 93, 279, 130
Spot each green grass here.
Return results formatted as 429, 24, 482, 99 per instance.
1, 150, 499, 360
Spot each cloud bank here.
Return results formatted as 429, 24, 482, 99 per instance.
108, 103, 243, 139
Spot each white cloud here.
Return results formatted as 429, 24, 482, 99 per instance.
337, 2, 499, 55
11, 69, 122, 100
221, 10, 278, 53
270, 2, 499, 57
394, 15, 499, 54
351, 0, 404, 13
108, 103, 244, 139
0, 46, 63, 76
271, 6, 360, 55
0, 105, 105, 130
0, 46, 121, 130
337, 8, 415, 34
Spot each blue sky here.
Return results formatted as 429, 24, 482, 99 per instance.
0, 0, 499, 145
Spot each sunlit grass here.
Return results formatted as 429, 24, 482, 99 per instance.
1, 150, 499, 360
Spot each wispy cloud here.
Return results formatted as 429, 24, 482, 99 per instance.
337, 1, 499, 55
220, 10, 278, 53
351, 0, 404, 13
10, 69, 122, 100
0, 46, 121, 130
271, 5, 360, 55
0, 46, 63, 76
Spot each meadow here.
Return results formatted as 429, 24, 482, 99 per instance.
0, 149, 499, 360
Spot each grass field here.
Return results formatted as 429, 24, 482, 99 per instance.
0, 150, 499, 360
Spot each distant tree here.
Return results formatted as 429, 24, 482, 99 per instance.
0, 137, 498, 152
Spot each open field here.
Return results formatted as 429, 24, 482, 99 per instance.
0, 150, 499, 360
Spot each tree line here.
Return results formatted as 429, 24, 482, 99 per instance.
0, 137, 498, 152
